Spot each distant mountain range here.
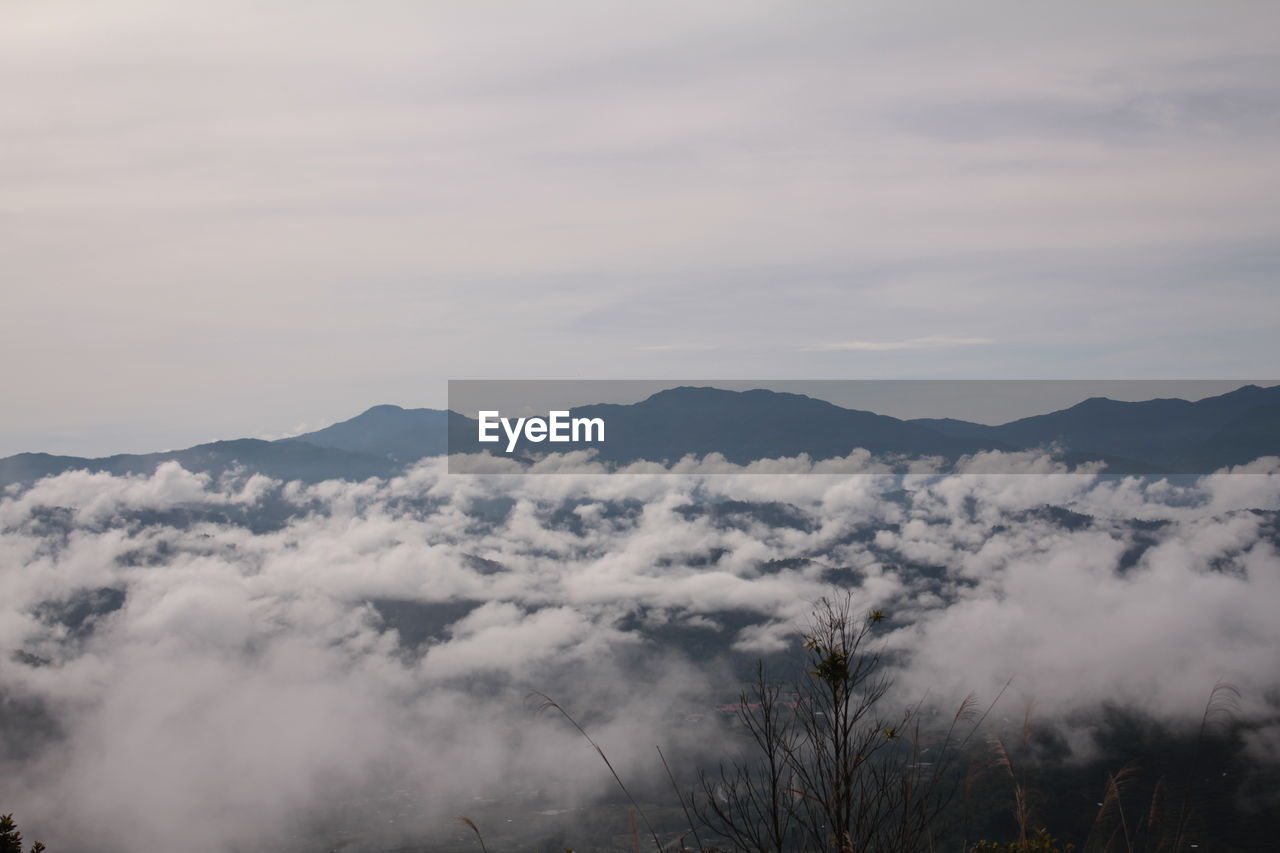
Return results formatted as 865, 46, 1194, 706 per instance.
3, 384, 1278, 487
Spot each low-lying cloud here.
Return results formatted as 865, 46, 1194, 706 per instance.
2, 454, 1279, 850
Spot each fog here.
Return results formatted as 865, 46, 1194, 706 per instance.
2, 455, 1278, 850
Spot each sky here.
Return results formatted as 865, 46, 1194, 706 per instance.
4, 1, 1280, 456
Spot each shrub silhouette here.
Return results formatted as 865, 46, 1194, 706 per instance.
0, 814, 45, 853
687, 593, 999, 852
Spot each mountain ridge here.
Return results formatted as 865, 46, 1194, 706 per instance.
3, 384, 1277, 487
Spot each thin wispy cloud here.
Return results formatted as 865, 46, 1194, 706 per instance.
802, 336, 996, 352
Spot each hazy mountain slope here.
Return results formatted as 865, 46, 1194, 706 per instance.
287, 404, 452, 461
484, 386, 1008, 464
0, 439, 397, 487
1189, 399, 1280, 470
911, 383, 1280, 471
3, 384, 1278, 488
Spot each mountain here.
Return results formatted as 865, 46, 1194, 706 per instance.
0, 439, 399, 487
2, 385, 1277, 488
912, 383, 1280, 471
471, 386, 1006, 464
287, 405, 456, 462
1188, 398, 1280, 470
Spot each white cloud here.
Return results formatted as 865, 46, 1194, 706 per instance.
802, 336, 996, 352
2, 448, 1280, 849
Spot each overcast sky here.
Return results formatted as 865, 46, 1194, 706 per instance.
4, 1, 1280, 456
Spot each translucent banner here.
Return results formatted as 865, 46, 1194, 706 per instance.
446, 380, 1280, 475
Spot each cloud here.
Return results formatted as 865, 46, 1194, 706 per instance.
1, 457, 1279, 849
801, 336, 996, 352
